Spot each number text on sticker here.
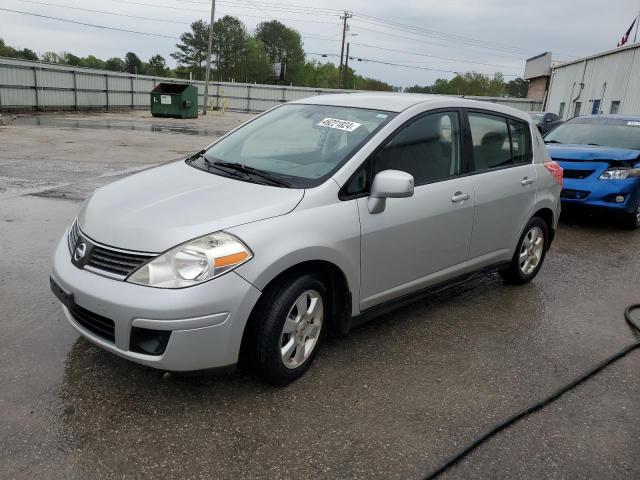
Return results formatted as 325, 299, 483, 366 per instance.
317, 118, 362, 132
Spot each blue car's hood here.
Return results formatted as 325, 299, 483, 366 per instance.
546, 144, 640, 162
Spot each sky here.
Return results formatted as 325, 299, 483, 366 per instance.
1, 0, 639, 87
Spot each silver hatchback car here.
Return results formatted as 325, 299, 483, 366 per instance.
51, 94, 562, 384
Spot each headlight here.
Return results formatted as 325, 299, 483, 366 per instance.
127, 232, 252, 288
599, 168, 630, 180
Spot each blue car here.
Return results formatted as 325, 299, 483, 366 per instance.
544, 115, 640, 228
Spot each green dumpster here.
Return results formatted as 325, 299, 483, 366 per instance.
150, 83, 198, 119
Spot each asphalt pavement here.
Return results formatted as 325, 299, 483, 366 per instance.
1, 111, 639, 479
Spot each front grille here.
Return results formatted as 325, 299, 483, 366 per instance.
561, 189, 591, 200
67, 221, 156, 279
563, 169, 595, 179
86, 245, 152, 278
69, 303, 115, 342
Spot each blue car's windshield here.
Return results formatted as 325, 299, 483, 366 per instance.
545, 117, 640, 150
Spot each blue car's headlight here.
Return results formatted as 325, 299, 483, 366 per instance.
599, 167, 640, 180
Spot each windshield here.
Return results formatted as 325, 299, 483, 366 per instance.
199, 104, 394, 187
544, 117, 640, 150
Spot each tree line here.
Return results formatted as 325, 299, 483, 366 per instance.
0, 17, 528, 97
405, 73, 528, 97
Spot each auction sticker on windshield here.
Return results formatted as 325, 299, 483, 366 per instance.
317, 118, 362, 132
627, 121, 640, 126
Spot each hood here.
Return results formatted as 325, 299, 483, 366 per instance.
78, 161, 304, 252
546, 144, 640, 163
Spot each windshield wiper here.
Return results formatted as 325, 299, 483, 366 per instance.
213, 161, 291, 187
190, 152, 246, 179
544, 140, 563, 144
587, 143, 603, 146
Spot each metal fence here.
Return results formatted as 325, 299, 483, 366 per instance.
0, 57, 542, 113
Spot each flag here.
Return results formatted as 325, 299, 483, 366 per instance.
617, 17, 637, 47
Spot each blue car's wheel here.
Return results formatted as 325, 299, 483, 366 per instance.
624, 201, 640, 229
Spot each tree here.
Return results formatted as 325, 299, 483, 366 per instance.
0, 39, 37, 60
41, 51, 61, 63
81, 55, 106, 69
147, 54, 169, 76
105, 57, 126, 72
241, 37, 273, 84
213, 15, 248, 81
255, 20, 305, 83
16, 48, 38, 61
405, 84, 433, 94
59, 52, 82, 66
171, 20, 209, 80
506, 77, 528, 98
124, 52, 143, 74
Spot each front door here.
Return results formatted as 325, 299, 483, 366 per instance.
357, 110, 474, 310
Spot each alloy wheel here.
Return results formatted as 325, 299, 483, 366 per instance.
280, 290, 323, 369
519, 226, 545, 275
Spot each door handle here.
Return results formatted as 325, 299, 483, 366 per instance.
451, 192, 470, 203
521, 177, 535, 186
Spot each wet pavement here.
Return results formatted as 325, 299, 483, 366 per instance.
1, 112, 639, 479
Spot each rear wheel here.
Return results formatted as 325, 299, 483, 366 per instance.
254, 273, 327, 385
500, 217, 548, 285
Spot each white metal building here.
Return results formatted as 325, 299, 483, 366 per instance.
545, 42, 640, 120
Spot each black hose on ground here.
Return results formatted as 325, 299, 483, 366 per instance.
421, 304, 640, 480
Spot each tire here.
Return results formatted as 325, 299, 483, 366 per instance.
500, 217, 549, 285
623, 201, 640, 230
254, 273, 328, 386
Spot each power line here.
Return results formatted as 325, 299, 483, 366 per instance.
12, 0, 190, 25
307, 52, 520, 77
352, 14, 541, 56
353, 13, 581, 59
349, 23, 527, 62
0, 7, 181, 38
350, 42, 520, 69
177, 0, 342, 15
103, 0, 341, 25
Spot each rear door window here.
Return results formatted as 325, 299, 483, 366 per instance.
508, 118, 532, 165
468, 113, 512, 171
468, 112, 532, 171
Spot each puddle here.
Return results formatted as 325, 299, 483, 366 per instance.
12, 116, 229, 137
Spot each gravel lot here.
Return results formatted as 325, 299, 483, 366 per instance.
1, 111, 639, 479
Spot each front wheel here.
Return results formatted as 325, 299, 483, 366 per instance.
500, 217, 549, 285
254, 273, 327, 385
623, 201, 640, 230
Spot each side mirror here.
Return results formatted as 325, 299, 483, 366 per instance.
544, 117, 553, 123
367, 170, 414, 214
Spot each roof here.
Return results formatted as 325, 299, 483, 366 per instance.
552, 42, 640, 70
292, 92, 531, 120
292, 92, 442, 112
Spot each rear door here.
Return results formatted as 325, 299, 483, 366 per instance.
356, 110, 475, 310
465, 110, 537, 264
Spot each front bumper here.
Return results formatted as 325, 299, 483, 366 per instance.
560, 177, 639, 213
50, 230, 262, 371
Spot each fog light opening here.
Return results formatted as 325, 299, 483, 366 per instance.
130, 327, 171, 356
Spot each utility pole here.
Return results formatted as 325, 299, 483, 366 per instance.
342, 42, 350, 89
338, 11, 352, 88
202, 0, 216, 115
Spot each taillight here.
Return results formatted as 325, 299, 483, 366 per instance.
544, 161, 563, 187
